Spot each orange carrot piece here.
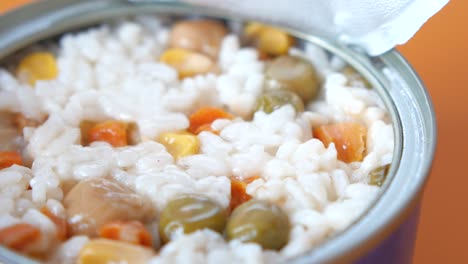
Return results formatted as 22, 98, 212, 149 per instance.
313, 122, 367, 163
41, 207, 68, 240
229, 176, 259, 212
0, 223, 41, 251
13, 113, 43, 132
88, 121, 128, 147
257, 50, 272, 61
188, 107, 234, 134
0, 151, 22, 170
99, 220, 152, 247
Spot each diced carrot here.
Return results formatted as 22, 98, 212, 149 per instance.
188, 107, 234, 134
229, 176, 259, 212
126, 122, 141, 145
99, 220, 152, 247
313, 122, 367, 163
0, 223, 41, 251
194, 123, 219, 135
80, 120, 97, 146
0, 151, 22, 170
87, 121, 128, 147
257, 50, 271, 61
13, 113, 43, 132
40, 207, 68, 241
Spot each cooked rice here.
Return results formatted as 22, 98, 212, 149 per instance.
0, 16, 393, 263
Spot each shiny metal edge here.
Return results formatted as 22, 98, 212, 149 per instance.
0, 1, 437, 263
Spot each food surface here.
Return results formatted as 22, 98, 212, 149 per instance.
0, 16, 393, 263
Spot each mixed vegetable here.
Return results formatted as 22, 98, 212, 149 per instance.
16, 52, 58, 86
226, 200, 290, 250
159, 195, 227, 243
244, 22, 295, 57
313, 123, 367, 163
0, 17, 390, 263
63, 178, 150, 237
0, 151, 22, 169
78, 239, 154, 264
80, 120, 140, 147
254, 89, 304, 114
229, 176, 259, 212
99, 220, 152, 247
264, 55, 320, 102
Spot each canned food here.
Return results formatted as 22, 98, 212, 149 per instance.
0, 1, 436, 263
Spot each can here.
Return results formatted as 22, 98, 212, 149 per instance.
0, 0, 437, 263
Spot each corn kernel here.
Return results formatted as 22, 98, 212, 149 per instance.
160, 48, 214, 78
157, 131, 199, 159
244, 22, 264, 37
78, 239, 153, 264
258, 27, 295, 56
16, 52, 58, 86
244, 22, 295, 56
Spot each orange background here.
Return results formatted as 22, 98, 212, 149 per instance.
1, 1, 467, 263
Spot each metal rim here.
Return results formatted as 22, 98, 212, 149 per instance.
0, 1, 437, 263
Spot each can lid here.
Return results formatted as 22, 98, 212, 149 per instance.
183, 0, 449, 56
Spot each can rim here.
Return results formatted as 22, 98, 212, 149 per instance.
0, 1, 437, 263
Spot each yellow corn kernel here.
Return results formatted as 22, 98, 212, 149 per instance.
157, 131, 200, 159
159, 48, 214, 78
258, 27, 295, 56
16, 52, 58, 86
244, 22, 295, 56
78, 239, 153, 264
244, 22, 265, 37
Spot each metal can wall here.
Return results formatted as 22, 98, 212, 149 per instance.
0, 1, 436, 263
357, 207, 421, 264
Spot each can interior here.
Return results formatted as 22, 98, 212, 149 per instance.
0, 1, 435, 263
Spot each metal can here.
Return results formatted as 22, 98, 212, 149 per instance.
0, 1, 437, 263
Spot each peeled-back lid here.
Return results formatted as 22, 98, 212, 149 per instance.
184, 0, 449, 56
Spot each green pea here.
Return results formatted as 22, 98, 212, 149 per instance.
159, 195, 227, 243
369, 164, 390, 186
226, 199, 290, 250
265, 55, 320, 103
254, 90, 304, 114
